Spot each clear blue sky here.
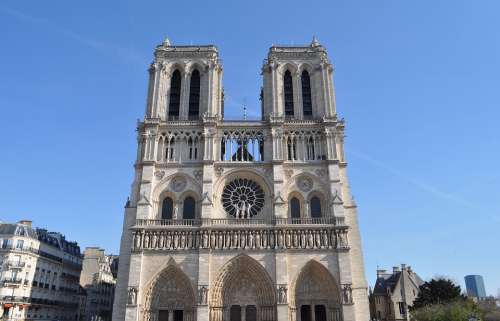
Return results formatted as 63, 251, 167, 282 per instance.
1, 0, 499, 296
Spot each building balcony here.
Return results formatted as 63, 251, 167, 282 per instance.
1, 277, 23, 286
1, 296, 30, 303
6, 261, 26, 269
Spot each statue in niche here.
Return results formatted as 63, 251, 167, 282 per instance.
278, 286, 287, 304
127, 287, 137, 305
202, 232, 209, 248
198, 286, 208, 305
248, 231, 254, 248
134, 233, 141, 249
342, 284, 352, 304
166, 233, 172, 249
152, 233, 157, 248
180, 232, 186, 248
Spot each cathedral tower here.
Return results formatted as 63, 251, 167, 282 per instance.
113, 38, 370, 321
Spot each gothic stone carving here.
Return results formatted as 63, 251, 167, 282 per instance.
154, 170, 165, 179
341, 284, 353, 305
198, 285, 208, 305
170, 176, 187, 192
214, 166, 224, 177
127, 287, 138, 306
277, 285, 288, 304
298, 176, 313, 192
131, 227, 348, 252
194, 170, 203, 181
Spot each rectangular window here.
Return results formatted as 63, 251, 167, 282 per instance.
16, 240, 24, 249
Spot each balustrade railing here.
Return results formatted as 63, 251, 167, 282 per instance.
135, 217, 345, 227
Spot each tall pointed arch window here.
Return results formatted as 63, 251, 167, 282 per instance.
310, 196, 322, 218
161, 197, 174, 220
168, 70, 181, 120
284, 70, 294, 116
183, 196, 196, 219
188, 69, 200, 120
290, 197, 301, 219
301, 70, 312, 117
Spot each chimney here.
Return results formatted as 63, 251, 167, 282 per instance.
393, 266, 400, 273
401, 264, 407, 270
377, 269, 387, 278
18, 220, 32, 227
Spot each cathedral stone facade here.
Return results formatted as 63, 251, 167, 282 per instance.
112, 38, 370, 321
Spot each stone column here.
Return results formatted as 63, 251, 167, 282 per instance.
325, 65, 336, 117
181, 72, 191, 120
145, 63, 156, 118
293, 70, 302, 119
319, 64, 329, 118
271, 64, 281, 116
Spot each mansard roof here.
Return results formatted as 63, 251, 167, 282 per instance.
0, 222, 38, 239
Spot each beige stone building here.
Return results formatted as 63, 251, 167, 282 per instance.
0, 220, 82, 321
369, 265, 423, 321
80, 247, 119, 321
112, 38, 370, 321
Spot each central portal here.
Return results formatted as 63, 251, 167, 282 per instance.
209, 255, 277, 321
229, 305, 257, 321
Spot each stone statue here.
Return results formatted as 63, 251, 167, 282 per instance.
278, 286, 287, 304
127, 287, 137, 305
198, 286, 208, 305
343, 284, 352, 304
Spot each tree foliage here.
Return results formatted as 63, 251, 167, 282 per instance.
413, 278, 465, 309
410, 300, 483, 321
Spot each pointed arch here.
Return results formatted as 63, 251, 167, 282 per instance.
290, 260, 341, 321
301, 70, 312, 118
182, 196, 196, 219
290, 197, 301, 219
284, 70, 294, 117
143, 260, 196, 321
161, 196, 174, 220
210, 254, 276, 321
188, 69, 201, 119
169, 70, 182, 119
310, 196, 322, 218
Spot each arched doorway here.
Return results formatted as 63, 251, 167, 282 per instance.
210, 255, 276, 321
143, 261, 196, 321
290, 261, 342, 321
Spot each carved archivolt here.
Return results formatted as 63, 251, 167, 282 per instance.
142, 260, 196, 321
290, 260, 340, 308
210, 254, 276, 321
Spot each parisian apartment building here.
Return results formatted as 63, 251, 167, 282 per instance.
0, 220, 83, 321
369, 264, 423, 321
80, 247, 119, 321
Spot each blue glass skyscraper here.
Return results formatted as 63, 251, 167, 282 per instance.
464, 275, 487, 299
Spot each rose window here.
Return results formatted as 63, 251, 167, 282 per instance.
221, 178, 265, 218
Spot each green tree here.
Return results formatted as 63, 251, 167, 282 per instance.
413, 278, 465, 309
411, 300, 483, 321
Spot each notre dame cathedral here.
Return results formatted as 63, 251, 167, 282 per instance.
112, 37, 370, 321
